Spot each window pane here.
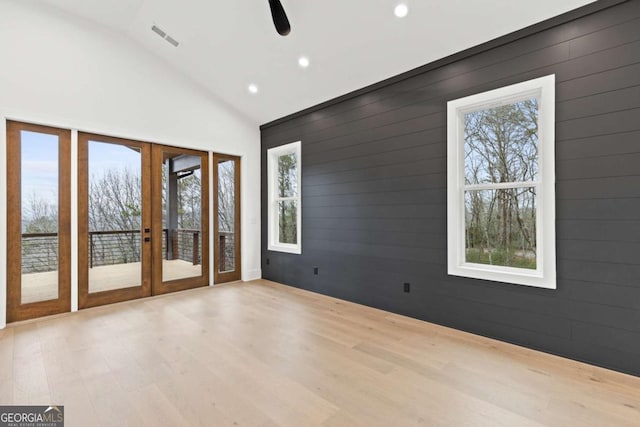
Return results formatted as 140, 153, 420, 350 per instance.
88, 141, 142, 293
464, 98, 538, 185
21, 131, 59, 303
465, 188, 536, 269
162, 154, 202, 282
218, 159, 236, 273
278, 200, 297, 244
277, 153, 297, 197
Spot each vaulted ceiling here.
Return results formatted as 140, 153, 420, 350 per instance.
41, 0, 595, 125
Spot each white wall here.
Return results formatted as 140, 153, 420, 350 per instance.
0, 0, 261, 328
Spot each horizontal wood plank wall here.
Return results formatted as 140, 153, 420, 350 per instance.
260, 0, 640, 376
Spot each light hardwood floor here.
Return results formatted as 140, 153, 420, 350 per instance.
1, 280, 639, 426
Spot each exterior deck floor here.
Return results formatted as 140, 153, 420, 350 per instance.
21, 260, 201, 303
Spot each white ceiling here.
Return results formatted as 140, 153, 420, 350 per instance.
41, 0, 595, 125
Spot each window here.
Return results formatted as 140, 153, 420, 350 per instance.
268, 141, 302, 254
447, 75, 556, 289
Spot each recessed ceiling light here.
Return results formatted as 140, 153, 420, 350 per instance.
248, 84, 258, 94
298, 56, 310, 68
394, 3, 409, 18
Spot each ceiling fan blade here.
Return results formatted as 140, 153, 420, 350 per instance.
269, 0, 291, 36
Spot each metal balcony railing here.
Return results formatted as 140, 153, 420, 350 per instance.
21, 229, 209, 273
218, 231, 235, 273
21, 232, 59, 273
21, 229, 238, 274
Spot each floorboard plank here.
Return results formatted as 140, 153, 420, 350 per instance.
2, 279, 639, 426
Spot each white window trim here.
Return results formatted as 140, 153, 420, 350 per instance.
447, 75, 556, 289
267, 141, 302, 254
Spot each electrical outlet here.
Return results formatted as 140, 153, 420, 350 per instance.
313, 267, 319, 275
266, 258, 270, 265
404, 282, 410, 293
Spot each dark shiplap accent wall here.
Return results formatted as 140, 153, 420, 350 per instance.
261, 0, 640, 376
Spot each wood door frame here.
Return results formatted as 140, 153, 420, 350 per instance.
213, 153, 241, 283
77, 132, 152, 309
6, 121, 71, 322
151, 144, 209, 295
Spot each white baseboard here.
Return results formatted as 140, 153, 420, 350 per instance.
243, 269, 262, 282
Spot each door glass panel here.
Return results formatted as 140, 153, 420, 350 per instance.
162, 153, 202, 282
21, 131, 59, 304
217, 159, 236, 273
88, 141, 143, 292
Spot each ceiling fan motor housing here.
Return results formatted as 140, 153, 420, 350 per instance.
269, 0, 291, 36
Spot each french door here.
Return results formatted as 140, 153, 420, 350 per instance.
78, 133, 152, 308
151, 144, 209, 295
7, 124, 228, 321
6, 121, 71, 322
78, 134, 208, 308
213, 154, 241, 283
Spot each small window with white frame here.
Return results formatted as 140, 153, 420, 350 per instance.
447, 75, 556, 289
268, 141, 302, 254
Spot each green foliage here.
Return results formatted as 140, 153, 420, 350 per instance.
24, 217, 57, 234
122, 203, 141, 218
466, 248, 536, 269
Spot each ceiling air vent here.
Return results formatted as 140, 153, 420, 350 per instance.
151, 25, 166, 38
151, 24, 179, 48
165, 36, 179, 48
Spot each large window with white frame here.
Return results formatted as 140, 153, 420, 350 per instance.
447, 75, 556, 289
268, 141, 302, 254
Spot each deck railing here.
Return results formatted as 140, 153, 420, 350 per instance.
218, 231, 235, 273
21, 232, 59, 273
21, 229, 236, 274
167, 228, 201, 266
21, 229, 208, 273
89, 229, 143, 268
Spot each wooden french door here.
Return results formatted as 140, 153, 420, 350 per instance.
151, 144, 209, 295
78, 135, 208, 308
6, 121, 71, 322
78, 133, 152, 308
8, 126, 217, 319
213, 154, 241, 283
